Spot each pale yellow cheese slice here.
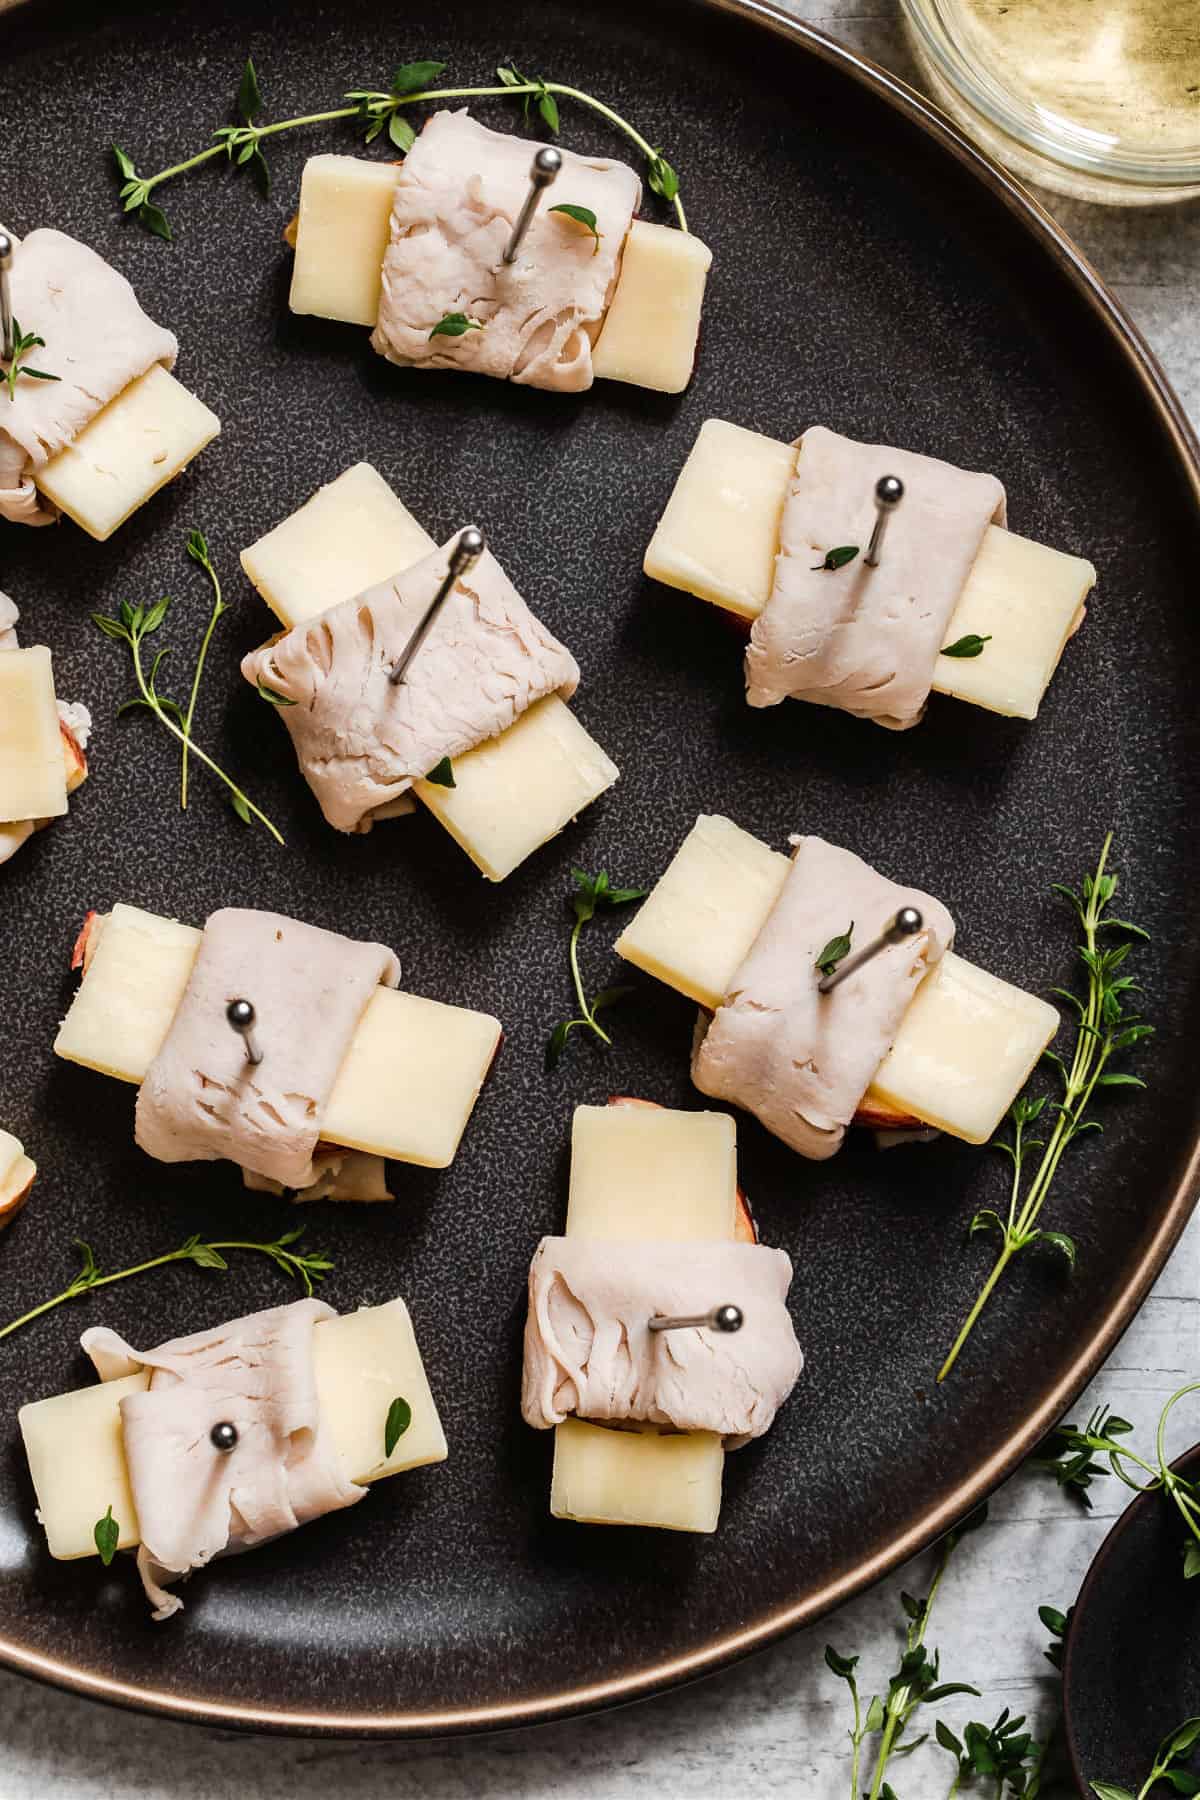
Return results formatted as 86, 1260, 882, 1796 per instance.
53, 904, 501, 1168
591, 221, 712, 393
19, 1299, 446, 1561
615, 815, 1059, 1145
551, 1101, 735, 1531
0, 647, 68, 824
36, 365, 220, 543
415, 695, 620, 883
240, 462, 436, 630
643, 419, 1096, 717
289, 155, 400, 327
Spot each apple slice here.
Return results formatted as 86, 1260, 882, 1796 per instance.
60, 720, 88, 795
0, 1129, 35, 1231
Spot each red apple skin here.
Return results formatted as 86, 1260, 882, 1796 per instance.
853, 1100, 924, 1131
0, 1165, 34, 1232
70, 910, 99, 973
606, 1095, 758, 1243
60, 722, 88, 794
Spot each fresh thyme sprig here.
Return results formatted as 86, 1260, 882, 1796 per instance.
1034, 1384, 1200, 1578
938, 833, 1151, 1382
825, 1506, 987, 1800
546, 867, 645, 1070
937, 1709, 1041, 1797
429, 311, 483, 340
112, 57, 687, 242
812, 545, 860, 572
0, 1227, 333, 1344
2, 320, 61, 402
941, 633, 991, 659
548, 203, 601, 252
92, 537, 284, 845
816, 923, 853, 978
1091, 1716, 1200, 1800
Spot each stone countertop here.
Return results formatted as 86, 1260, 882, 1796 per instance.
1, 3, 1197, 1796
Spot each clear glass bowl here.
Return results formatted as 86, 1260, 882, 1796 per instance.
901, 0, 1200, 204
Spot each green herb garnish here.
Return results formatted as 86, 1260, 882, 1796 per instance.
937, 1710, 1041, 1796
2, 319, 61, 402
824, 1505, 987, 1799
429, 312, 484, 340
812, 545, 860, 572
384, 1396, 413, 1458
548, 203, 601, 252
424, 755, 455, 787
92, 534, 284, 845
93, 1505, 120, 1566
0, 1228, 333, 1345
1090, 1716, 1200, 1800
546, 867, 645, 1070
256, 678, 296, 707
113, 58, 688, 243
1040, 1601, 1068, 1670
938, 833, 1151, 1381
816, 924, 853, 979
941, 634, 992, 658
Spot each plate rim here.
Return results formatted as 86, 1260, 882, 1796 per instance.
2, 0, 1199, 1739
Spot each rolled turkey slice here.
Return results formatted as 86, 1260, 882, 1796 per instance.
692, 836, 954, 1159
523, 1237, 802, 1447
745, 426, 1006, 729
241, 536, 579, 833
135, 908, 401, 1187
371, 109, 641, 392
81, 1299, 362, 1621
0, 229, 177, 527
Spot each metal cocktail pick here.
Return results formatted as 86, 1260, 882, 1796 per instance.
648, 1304, 745, 1335
0, 233, 14, 363
210, 1422, 239, 1453
503, 147, 562, 265
226, 998, 263, 1067
817, 906, 924, 995
864, 474, 904, 568
388, 526, 486, 687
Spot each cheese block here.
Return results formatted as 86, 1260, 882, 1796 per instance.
240, 462, 436, 630
53, 904, 501, 1169
0, 648, 68, 825
415, 695, 620, 883
36, 365, 220, 543
289, 155, 400, 327
643, 419, 1096, 717
591, 221, 712, 394
19, 1299, 446, 1561
551, 1101, 734, 1531
615, 816, 1059, 1145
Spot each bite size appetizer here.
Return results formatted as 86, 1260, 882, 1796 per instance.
616, 816, 1059, 1154
240, 465, 618, 881
56, 904, 501, 1197
0, 1127, 36, 1229
19, 1296, 446, 1620
525, 1099, 802, 1534
645, 421, 1097, 725
288, 111, 713, 394
0, 228, 219, 540
0, 592, 90, 867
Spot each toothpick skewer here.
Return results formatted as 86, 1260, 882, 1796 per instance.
864, 474, 904, 568
388, 526, 486, 688
210, 1422, 239, 1453
818, 907, 923, 995
503, 147, 562, 264
648, 1304, 744, 1334
226, 998, 263, 1067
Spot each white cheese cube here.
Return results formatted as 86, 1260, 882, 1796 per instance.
551, 1418, 723, 1532
566, 1101, 737, 1240
0, 647, 67, 824
615, 813, 790, 1010
54, 904, 200, 1084
323, 986, 500, 1168
414, 694, 619, 882
868, 950, 1059, 1144
240, 462, 436, 629
591, 221, 713, 394
36, 365, 220, 543
643, 419, 794, 620
19, 1301, 446, 1561
931, 527, 1095, 718
289, 155, 400, 327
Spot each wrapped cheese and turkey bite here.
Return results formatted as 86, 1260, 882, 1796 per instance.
288, 112, 711, 394
19, 1296, 447, 1618
0, 591, 91, 868
0, 228, 218, 540
55, 904, 502, 1184
616, 816, 1060, 1153
524, 1099, 802, 1534
644, 421, 1096, 723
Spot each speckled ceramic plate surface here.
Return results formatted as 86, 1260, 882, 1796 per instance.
1, 0, 1199, 1739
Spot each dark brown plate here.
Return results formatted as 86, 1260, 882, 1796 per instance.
0, 0, 1198, 1739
